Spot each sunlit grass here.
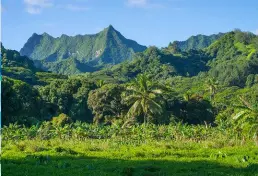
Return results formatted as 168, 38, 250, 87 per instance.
2, 123, 258, 176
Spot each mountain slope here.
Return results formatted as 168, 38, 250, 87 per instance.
2, 44, 38, 72
20, 25, 147, 75
89, 31, 258, 88
171, 33, 224, 51
86, 46, 209, 84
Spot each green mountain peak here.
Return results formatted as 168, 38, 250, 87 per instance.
20, 25, 147, 75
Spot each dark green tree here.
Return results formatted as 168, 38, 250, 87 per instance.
87, 84, 126, 124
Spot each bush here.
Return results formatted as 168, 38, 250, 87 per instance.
51, 113, 72, 126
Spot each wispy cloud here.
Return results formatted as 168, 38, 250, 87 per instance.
256, 29, 258, 35
126, 0, 164, 9
24, 0, 53, 14
59, 4, 89, 12
24, 0, 89, 14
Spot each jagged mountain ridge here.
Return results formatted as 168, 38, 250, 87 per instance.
20, 25, 147, 75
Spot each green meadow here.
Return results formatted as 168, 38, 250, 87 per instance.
2, 123, 258, 176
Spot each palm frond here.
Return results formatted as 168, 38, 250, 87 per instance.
239, 96, 254, 110
147, 99, 164, 115
151, 89, 162, 94
127, 100, 142, 117
232, 110, 249, 120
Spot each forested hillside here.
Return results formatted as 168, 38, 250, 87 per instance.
171, 33, 224, 51
2, 29, 258, 126
206, 31, 258, 87
2, 45, 67, 85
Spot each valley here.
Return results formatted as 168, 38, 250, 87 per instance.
2, 28, 258, 176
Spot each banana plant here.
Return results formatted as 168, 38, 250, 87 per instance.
232, 95, 258, 144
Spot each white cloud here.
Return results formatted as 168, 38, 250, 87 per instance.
61, 4, 89, 11
24, 0, 53, 14
256, 29, 258, 35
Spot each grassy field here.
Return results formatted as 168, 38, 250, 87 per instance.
2, 138, 258, 176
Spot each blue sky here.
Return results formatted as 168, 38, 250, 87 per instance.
2, 0, 258, 51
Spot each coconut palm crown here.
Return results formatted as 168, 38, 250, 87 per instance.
123, 74, 166, 124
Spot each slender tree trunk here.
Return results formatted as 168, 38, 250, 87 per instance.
143, 101, 147, 126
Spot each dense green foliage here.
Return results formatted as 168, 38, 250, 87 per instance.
206, 31, 258, 87
2, 77, 44, 125
2, 44, 39, 84
38, 77, 97, 122
88, 46, 209, 83
20, 25, 147, 75
88, 83, 126, 124
2, 30, 258, 129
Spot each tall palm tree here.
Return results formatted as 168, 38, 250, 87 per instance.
206, 77, 219, 102
123, 74, 165, 125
